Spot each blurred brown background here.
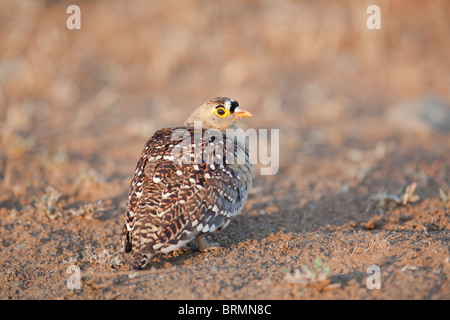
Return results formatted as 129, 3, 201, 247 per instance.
1, 0, 449, 191
0, 0, 449, 299
1, 0, 449, 167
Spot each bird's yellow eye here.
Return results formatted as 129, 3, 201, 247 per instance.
215, 106, 230, 117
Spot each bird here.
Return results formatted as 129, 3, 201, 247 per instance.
122, 97, 254, 269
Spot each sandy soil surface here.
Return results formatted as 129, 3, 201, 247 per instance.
0, 0, 449, 300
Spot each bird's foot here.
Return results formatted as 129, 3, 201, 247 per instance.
197, 234, 221, 252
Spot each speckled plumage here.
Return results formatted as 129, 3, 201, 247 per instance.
122, 97, 253, 269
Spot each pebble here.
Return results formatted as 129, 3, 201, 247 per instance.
385, 96, 450, 133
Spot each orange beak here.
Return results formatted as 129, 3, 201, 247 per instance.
234, 109, 253, 118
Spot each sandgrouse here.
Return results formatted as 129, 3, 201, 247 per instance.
122, 97, 253, 269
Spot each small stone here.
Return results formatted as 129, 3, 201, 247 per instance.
385, 96, 450, 133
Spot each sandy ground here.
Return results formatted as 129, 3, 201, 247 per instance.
0, 0, 449, 300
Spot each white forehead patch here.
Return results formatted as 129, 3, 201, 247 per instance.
224, 99, 232, 110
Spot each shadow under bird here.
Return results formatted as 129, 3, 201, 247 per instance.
122, 97, 253, 269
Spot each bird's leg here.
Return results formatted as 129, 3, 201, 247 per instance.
197, 234, 220, 252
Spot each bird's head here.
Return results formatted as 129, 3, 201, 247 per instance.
184, 97, 252, 130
